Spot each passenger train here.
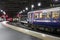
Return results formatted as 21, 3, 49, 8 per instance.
27, 7, 60, 32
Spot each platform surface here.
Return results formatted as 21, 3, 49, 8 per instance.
0, 22, 41, 40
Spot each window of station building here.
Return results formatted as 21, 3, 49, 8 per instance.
52, 11, 59, 20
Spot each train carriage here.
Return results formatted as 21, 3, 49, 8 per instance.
28, 7, 60, 32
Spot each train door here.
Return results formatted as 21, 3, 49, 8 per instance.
28, 13, 33, 23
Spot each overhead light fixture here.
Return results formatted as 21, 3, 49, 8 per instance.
19, 11, 23, 14
23, 10, 25, 12
31, 4, 34, 8
3, 11, 6, 14
55, 0, 58, 1
1, 10, 3, 12
0, 10, 6, 14
25, 7, 28, 10
38, 2, 41, 6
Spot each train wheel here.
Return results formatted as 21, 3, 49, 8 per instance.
54, 28, 57, 33
28, 23, 32, 30
31, 24, 37, 30
39, 27, 45, 31
45, 28, 49, 32
45, 27, 54, 32
57, 28, 60, 33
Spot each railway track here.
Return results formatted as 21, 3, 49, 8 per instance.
8, 22, 60, 38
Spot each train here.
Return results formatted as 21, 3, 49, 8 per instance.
27, 7, 60, 32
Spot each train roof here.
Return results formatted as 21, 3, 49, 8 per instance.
28, 7, 60, 13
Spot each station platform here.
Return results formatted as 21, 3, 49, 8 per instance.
0, 22, 41, 40
1, 21, 60, 40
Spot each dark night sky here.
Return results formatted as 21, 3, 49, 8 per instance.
0, 0, 60, 17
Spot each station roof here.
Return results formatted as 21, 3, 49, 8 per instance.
0, 0, 60, 17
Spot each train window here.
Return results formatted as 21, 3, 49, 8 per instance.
28, 13, 29, 18
58, 10, 60, 18
28, 13, 32, 19
39, 12, 52, 19
47, 12, 51, 19
42, 13, 47, 19
28, 13, 30, 18
52, 11, 59, 20
39, 13, 43, 19
34, 13, 39, 19
39, 12, 47, 19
